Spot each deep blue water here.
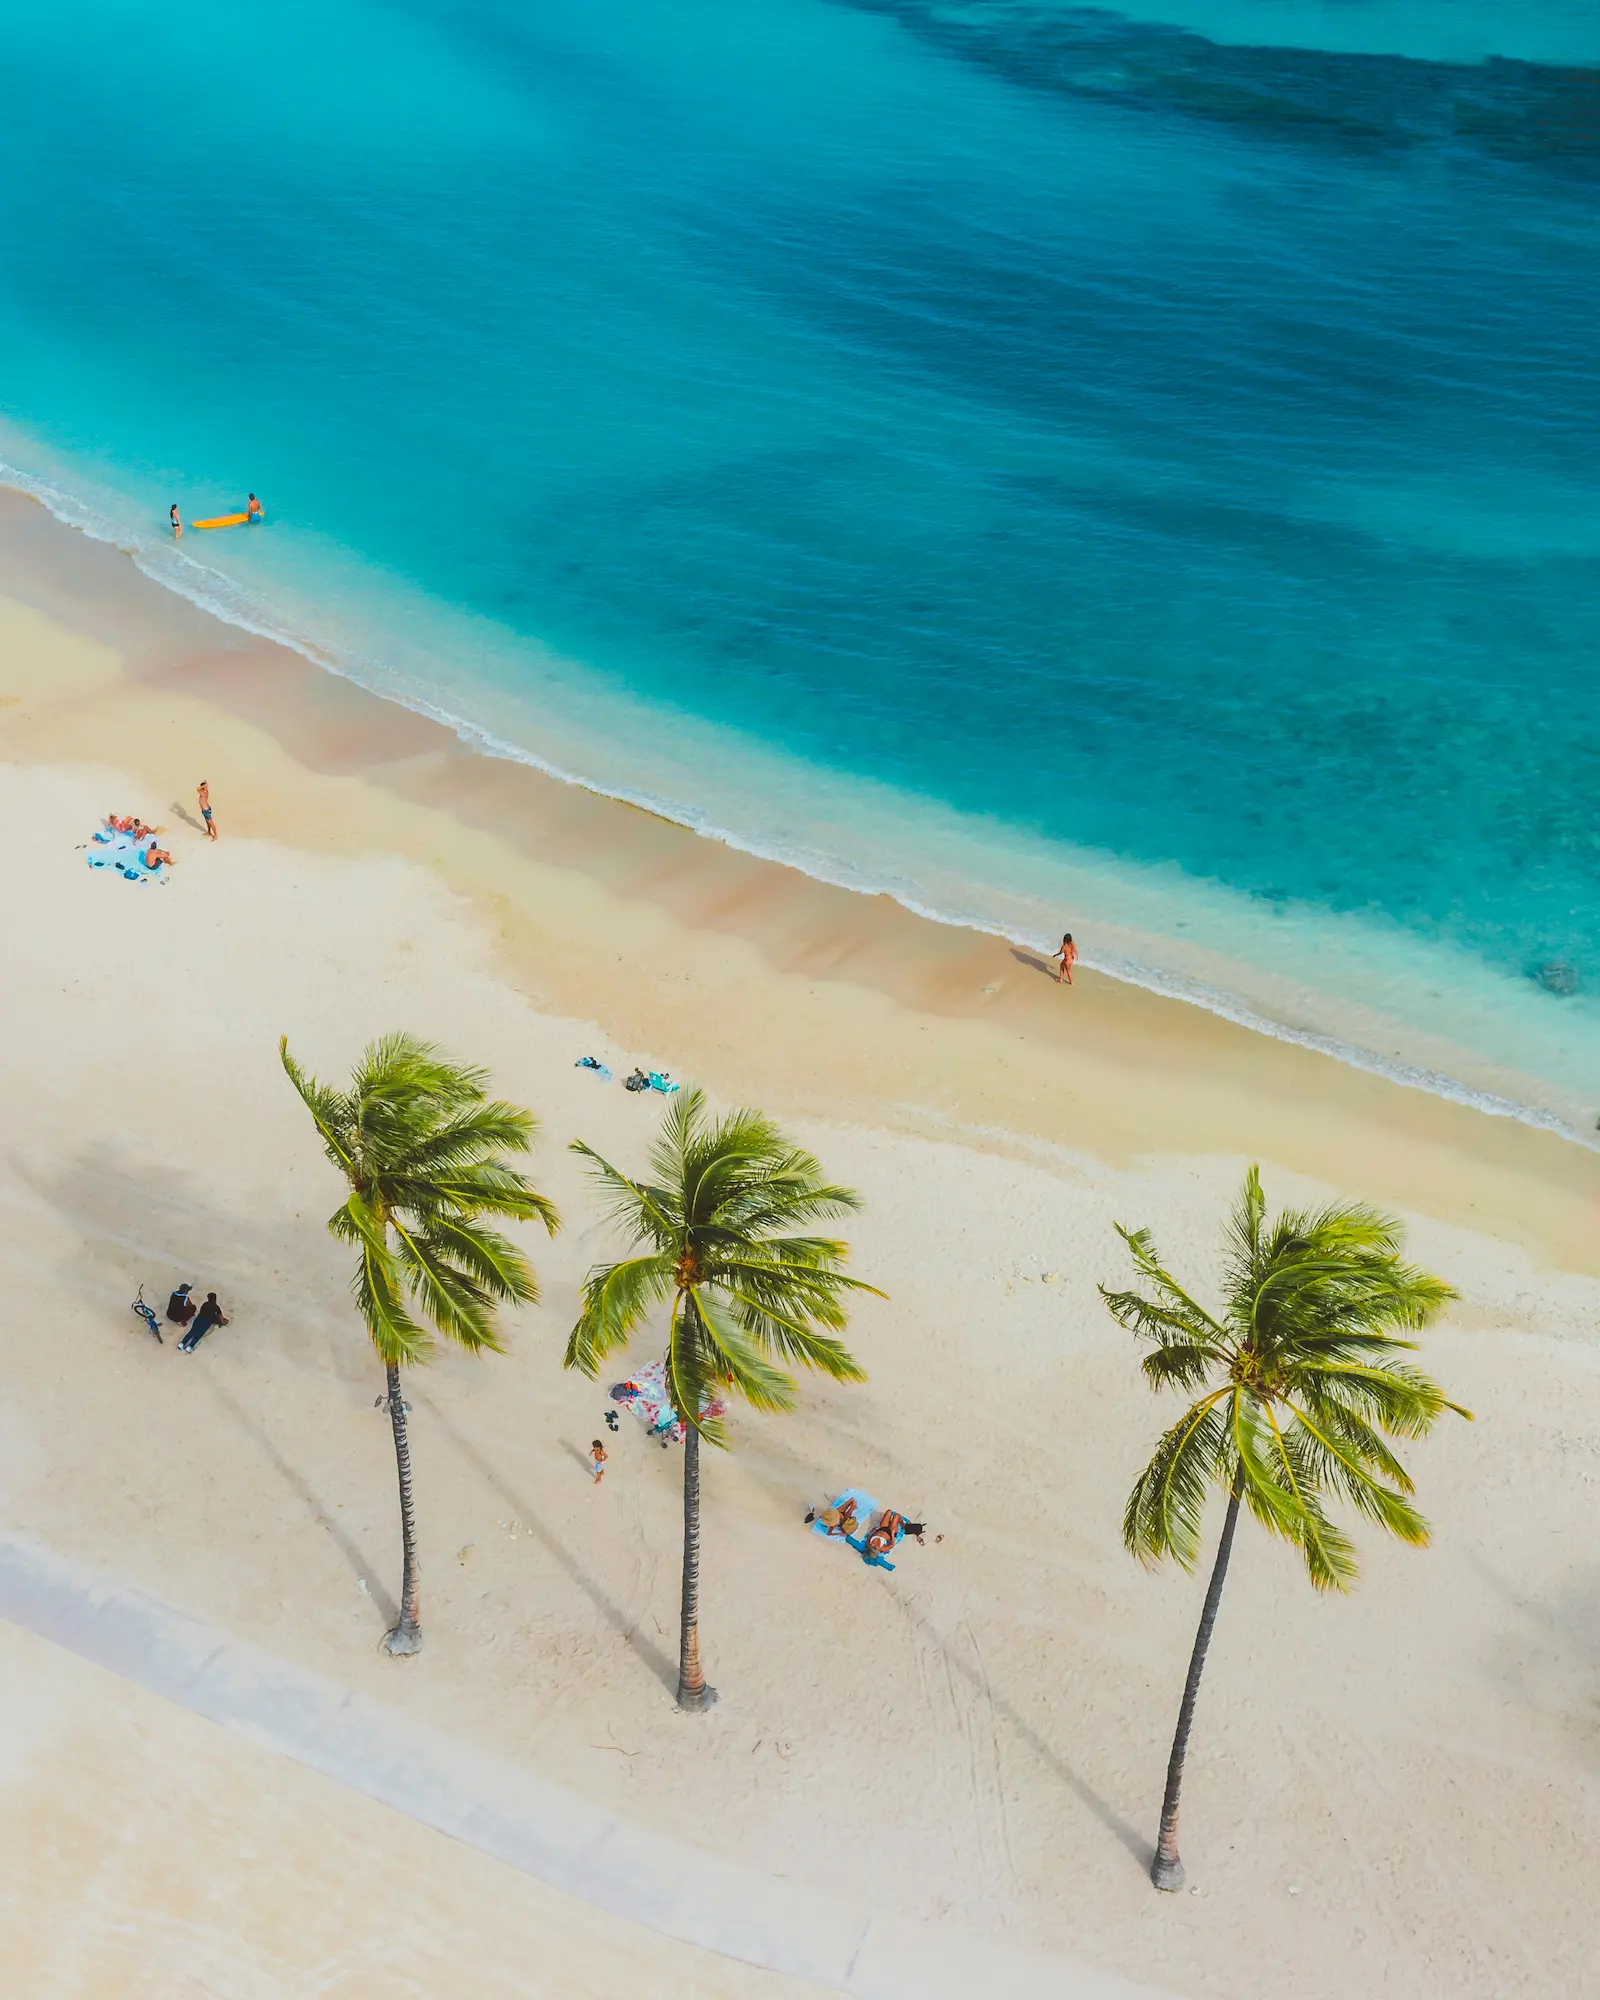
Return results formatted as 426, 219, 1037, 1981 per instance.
1, 0, 1597, 1116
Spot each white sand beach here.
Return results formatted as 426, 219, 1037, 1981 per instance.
1, 495, 1598, 1996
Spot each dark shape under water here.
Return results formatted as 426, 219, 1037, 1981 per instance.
843, 0, 1600, 169
1533, 960, 1581, 996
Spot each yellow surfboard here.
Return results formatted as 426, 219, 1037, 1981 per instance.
192, 511, 251, 529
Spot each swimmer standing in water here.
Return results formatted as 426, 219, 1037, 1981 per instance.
170, 504, 182, 538
246, 493, 263, 523
1055, 933, 1077, 986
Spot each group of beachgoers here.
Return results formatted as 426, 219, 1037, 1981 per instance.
96, 781, 217, 876
99, 813, 175, 873
586, 1395, 934, 1575
169, 494, 263, 537
806, 1495, 935, 1572
163, 1283, 231, 1353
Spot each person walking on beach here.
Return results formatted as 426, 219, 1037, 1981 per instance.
178, 1292, 230, 1352
170, 504, 182, 539
589, 1439, 609, 1485
1056, 933, 1078, 986
197, 779, 217, 841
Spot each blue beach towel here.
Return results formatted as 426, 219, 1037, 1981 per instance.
575, 1057, 613, 1081
647, 1072, 680, 1094
86, 826, 166, 883
811, 1488, 878, 1545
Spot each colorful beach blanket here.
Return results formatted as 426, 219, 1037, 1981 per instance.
86, 827, 167, 883
608, 1358, 727, 1444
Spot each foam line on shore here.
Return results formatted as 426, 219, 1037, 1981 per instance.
0, 1535, 1163, 2000
2, 461, 1591, 1154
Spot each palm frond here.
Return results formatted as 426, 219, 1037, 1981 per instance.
1123, 1392, 1233, 1570
402, 1104, 539, 1172
665, 1292, 730, 1450
353, 1234, 432, 1368
1291, 1360, 1472, 1435
280, 1038, 356, 1174
565, 1254, 677, 1376
1107, 1224, 1229, 1343
721, 1282, 869, 1381
417, 1217, 541, 1307
1280, 1400, 1430, 1545
1138, 1339, 1225, 1393
1099, 1284, 1226, 1354
1237, 1398, 1358, 1591
405, 1169, 560, 1233
568, 1138, 682, 1247
695, 1292, 800, 1414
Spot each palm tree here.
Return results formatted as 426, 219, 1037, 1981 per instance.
281, 1033, 558, 1655
1102, 1165, 1470, 1891
565, 1089, 878, 1709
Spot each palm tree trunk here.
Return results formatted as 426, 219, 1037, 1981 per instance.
1150, 1470, 1243, 1890
676, 1424, 716, 1710
382, 1362, 423, 1656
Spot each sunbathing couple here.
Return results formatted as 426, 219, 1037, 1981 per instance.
810, 1499, 927, 1558
103, 813, 175, 871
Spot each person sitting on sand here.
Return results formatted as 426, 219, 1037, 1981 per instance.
1055, 932, 1077, 986
165, 1283, 196, 1328
142, 843, 174, 871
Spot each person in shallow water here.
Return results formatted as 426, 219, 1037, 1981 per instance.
246, 493, 263, 522
1055, 933, 1077, 986
169, 503, 181, 538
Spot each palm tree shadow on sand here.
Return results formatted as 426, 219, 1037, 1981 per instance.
204, 1372, 400, 1632
420, 1393, 677, 1695
890, 1588, 1150, 1869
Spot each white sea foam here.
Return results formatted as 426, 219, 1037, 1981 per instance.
4, 454, 1594, 1153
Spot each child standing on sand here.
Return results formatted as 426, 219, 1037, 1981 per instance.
589, 1439, 608, 1484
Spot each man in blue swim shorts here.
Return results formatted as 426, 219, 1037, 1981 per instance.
197, 778, 217, 841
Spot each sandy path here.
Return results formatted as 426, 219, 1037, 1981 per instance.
0, 1537, 1153, 1998
0, 1615, 831, 2000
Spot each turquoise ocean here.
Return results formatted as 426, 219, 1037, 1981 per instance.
1, 0, 1597, 1129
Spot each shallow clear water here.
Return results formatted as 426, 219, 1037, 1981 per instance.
1, 0, 1597, 1124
